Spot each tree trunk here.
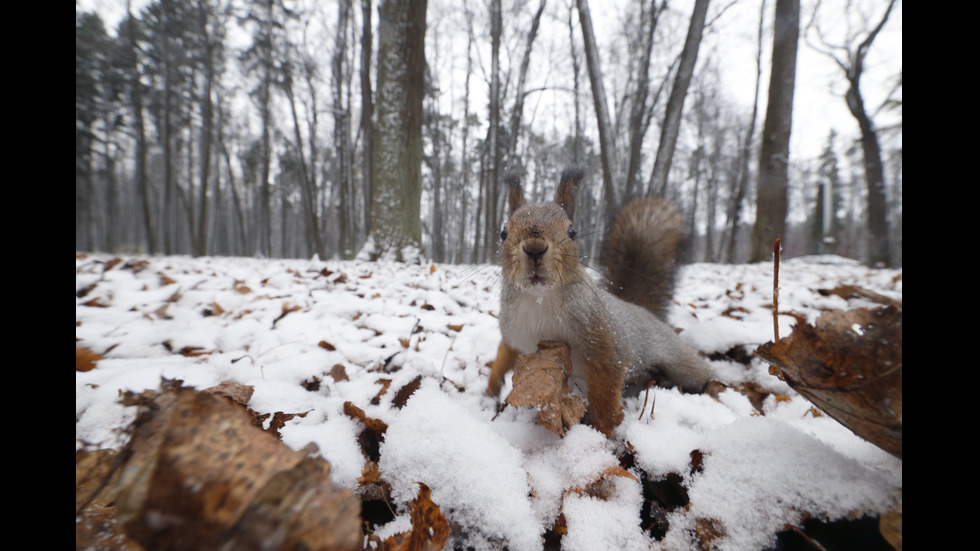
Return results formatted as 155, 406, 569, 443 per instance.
566, 3, 582, 165
623, 0, 662, 201
220, 134, 248, 255
483, 0, 502, 260
750, 0, 799, 263
256, 0, 276, 257
284, 74, 327, 260
725, 0, 766, 263
648, 0, 711, 197
360, 0, 374, 253
335, 0, 355, 259
844, 0, 895, 267
576, 0, 619, 219
194, 0, 215, 257
505, 0, 547, 166
461, 26, 474, 263
366, 0, 427, 261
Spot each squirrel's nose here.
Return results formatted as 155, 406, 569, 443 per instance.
523, 238, 548, 263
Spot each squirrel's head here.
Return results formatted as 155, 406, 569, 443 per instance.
499, 167, 585, 291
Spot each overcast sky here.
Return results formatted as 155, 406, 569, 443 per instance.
78, 0, 902, 163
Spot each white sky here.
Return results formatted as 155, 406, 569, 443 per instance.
78, 0, 902, 163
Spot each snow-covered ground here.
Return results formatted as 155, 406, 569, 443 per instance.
75, 253, 902, 551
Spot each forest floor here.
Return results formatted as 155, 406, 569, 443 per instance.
76, 253, 902, 551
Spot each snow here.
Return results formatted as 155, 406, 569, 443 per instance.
75, 253, 902, 550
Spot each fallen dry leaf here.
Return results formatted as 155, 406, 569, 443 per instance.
566, 466, 639, 499
344, 401, 389, 435
384, 482, 450, 551
76, 346, 103, 372
203, 301, 225, 317
205, 381, 255, 407
329, 364, 349, 383
392, 375, 423, 410
82, 296, 111, 308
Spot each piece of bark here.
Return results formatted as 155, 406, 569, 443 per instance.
817, 284, 902, 308
506, 341, 586, 436
114, 385, 361, 550
756, 306, 902, 459
76, 448, 144, 550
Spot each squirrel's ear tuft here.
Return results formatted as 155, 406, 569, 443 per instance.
504, 169, 525, 214
555, 166, 584, 221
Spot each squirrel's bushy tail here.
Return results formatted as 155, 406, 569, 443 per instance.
603, 197, 683, 320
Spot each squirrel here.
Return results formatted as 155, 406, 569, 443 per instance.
486, 166, 714, 436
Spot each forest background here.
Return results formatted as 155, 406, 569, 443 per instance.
75, 0, 902, 268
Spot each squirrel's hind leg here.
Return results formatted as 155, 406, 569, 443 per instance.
583, 359, 626, 436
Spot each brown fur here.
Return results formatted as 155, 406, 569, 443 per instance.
602, 197, 683, 320
489, 167, 712, 437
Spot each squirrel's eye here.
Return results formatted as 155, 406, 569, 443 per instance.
567, 226, 576, 240
500, 228, 508, 242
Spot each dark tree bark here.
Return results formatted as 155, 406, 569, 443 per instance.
123, 5, 157, 255
282, 62, 327, 260
623, 0, 663, 201
334, 0, 356, 259
366, 0, 428, 261
193, 0, 217, 257
576, 0, 619, 219
505, 0, 547, 166
482, 0, 503, 261
360, 0, 374, 253
648, 0, 711, 197
750, 0, 799, 263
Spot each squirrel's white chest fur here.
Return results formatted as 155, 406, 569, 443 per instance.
499, 286, 578, 355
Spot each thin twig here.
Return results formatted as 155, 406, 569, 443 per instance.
638, 379, 657, 421
773, 238, 781, 342
784, 523, 830, 551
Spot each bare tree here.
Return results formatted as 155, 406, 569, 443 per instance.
334, 0, 356, 259
647, 0, 711, 197
623, 0, 665, 201
576, 0, 619, 220
806, 0, 897, 266
365, 0, 428, 261
750, 0, 799, 262
360, 0, 374, 251
120, 3, 157, 254
725, 0, 767, 263
481, 0, 503, 260
504, 0, 547, 167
